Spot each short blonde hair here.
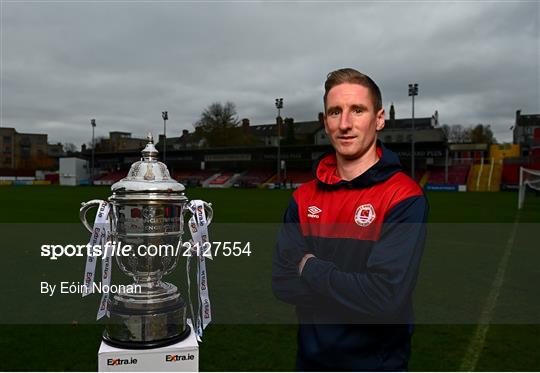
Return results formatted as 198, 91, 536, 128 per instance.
324, 68, 382, 112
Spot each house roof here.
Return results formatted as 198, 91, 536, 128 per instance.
517, 113, 540, 127
164, 132, 200, 146
385, 117, 433, 129
249, 120, 322, 137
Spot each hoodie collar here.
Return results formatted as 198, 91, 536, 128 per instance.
314, 141, 403, 189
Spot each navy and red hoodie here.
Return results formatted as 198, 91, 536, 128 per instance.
272, 142, 428, 371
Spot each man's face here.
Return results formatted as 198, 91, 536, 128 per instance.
324, 83, 385, 160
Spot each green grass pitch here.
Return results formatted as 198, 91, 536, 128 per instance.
0, 186, 539, 371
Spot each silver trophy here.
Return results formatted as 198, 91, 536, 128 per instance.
79, 134, 212, 348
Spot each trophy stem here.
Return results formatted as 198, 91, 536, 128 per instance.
134, 277, 163, 288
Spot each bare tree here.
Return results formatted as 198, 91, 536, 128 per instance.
86, 136, 106, 150
441, 124, 471, 143
441, 124, 496, 144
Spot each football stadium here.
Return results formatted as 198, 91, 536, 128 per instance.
2, 2, 539, 371
1, 121, 539, 370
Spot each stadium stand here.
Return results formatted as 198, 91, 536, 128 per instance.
467, 161, 502, 192
489, 162, 503, 191
467, 164, 483, 191
501, 162, 521, 186
419, 171, 430, 187
45, 173, 59, 184
501, 160, 540, 188
414, 170, 426, 183
209, 173, 232, 185
234, 169, 275, 188
0, 168, 35, 177
171, 170, 215, 187
207, 172, 241, 188
427, 165, 470, 185
94, 170, 127, 185
284, 169, 314, 187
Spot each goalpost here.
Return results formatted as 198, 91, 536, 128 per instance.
518, 167, 540, 209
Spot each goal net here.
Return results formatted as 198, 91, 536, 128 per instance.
518, 167, 540, 209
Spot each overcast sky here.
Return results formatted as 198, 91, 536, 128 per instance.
1, 1, 538, 147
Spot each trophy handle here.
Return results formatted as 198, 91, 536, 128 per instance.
183, 201, 213, 225
203, 201, 213, 224
79, 199, 107, 233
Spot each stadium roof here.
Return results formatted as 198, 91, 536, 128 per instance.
385, 117, 434, 130
249, 120, 322, 137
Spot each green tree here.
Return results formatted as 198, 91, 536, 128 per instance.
469, 124, 496, 144
194, 102, 239, 147
281, 117, 296, 145
63, 142, 77, 153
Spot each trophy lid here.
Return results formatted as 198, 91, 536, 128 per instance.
111, 133, 185, 193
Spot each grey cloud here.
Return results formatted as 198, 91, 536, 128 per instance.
1, 2, 538, 145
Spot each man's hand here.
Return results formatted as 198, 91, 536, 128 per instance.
298, 253, 316, 275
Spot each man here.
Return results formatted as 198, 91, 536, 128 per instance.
272, 68, 428, 371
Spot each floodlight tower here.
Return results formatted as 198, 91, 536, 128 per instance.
275, 98, 284, 188
91, 118, 96, 184
408, 83, 419, 179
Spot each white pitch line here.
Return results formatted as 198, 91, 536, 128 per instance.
459, 212, 521, 372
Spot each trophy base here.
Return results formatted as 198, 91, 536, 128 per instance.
102, 324, 191, 349
103, 282, 189, 349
